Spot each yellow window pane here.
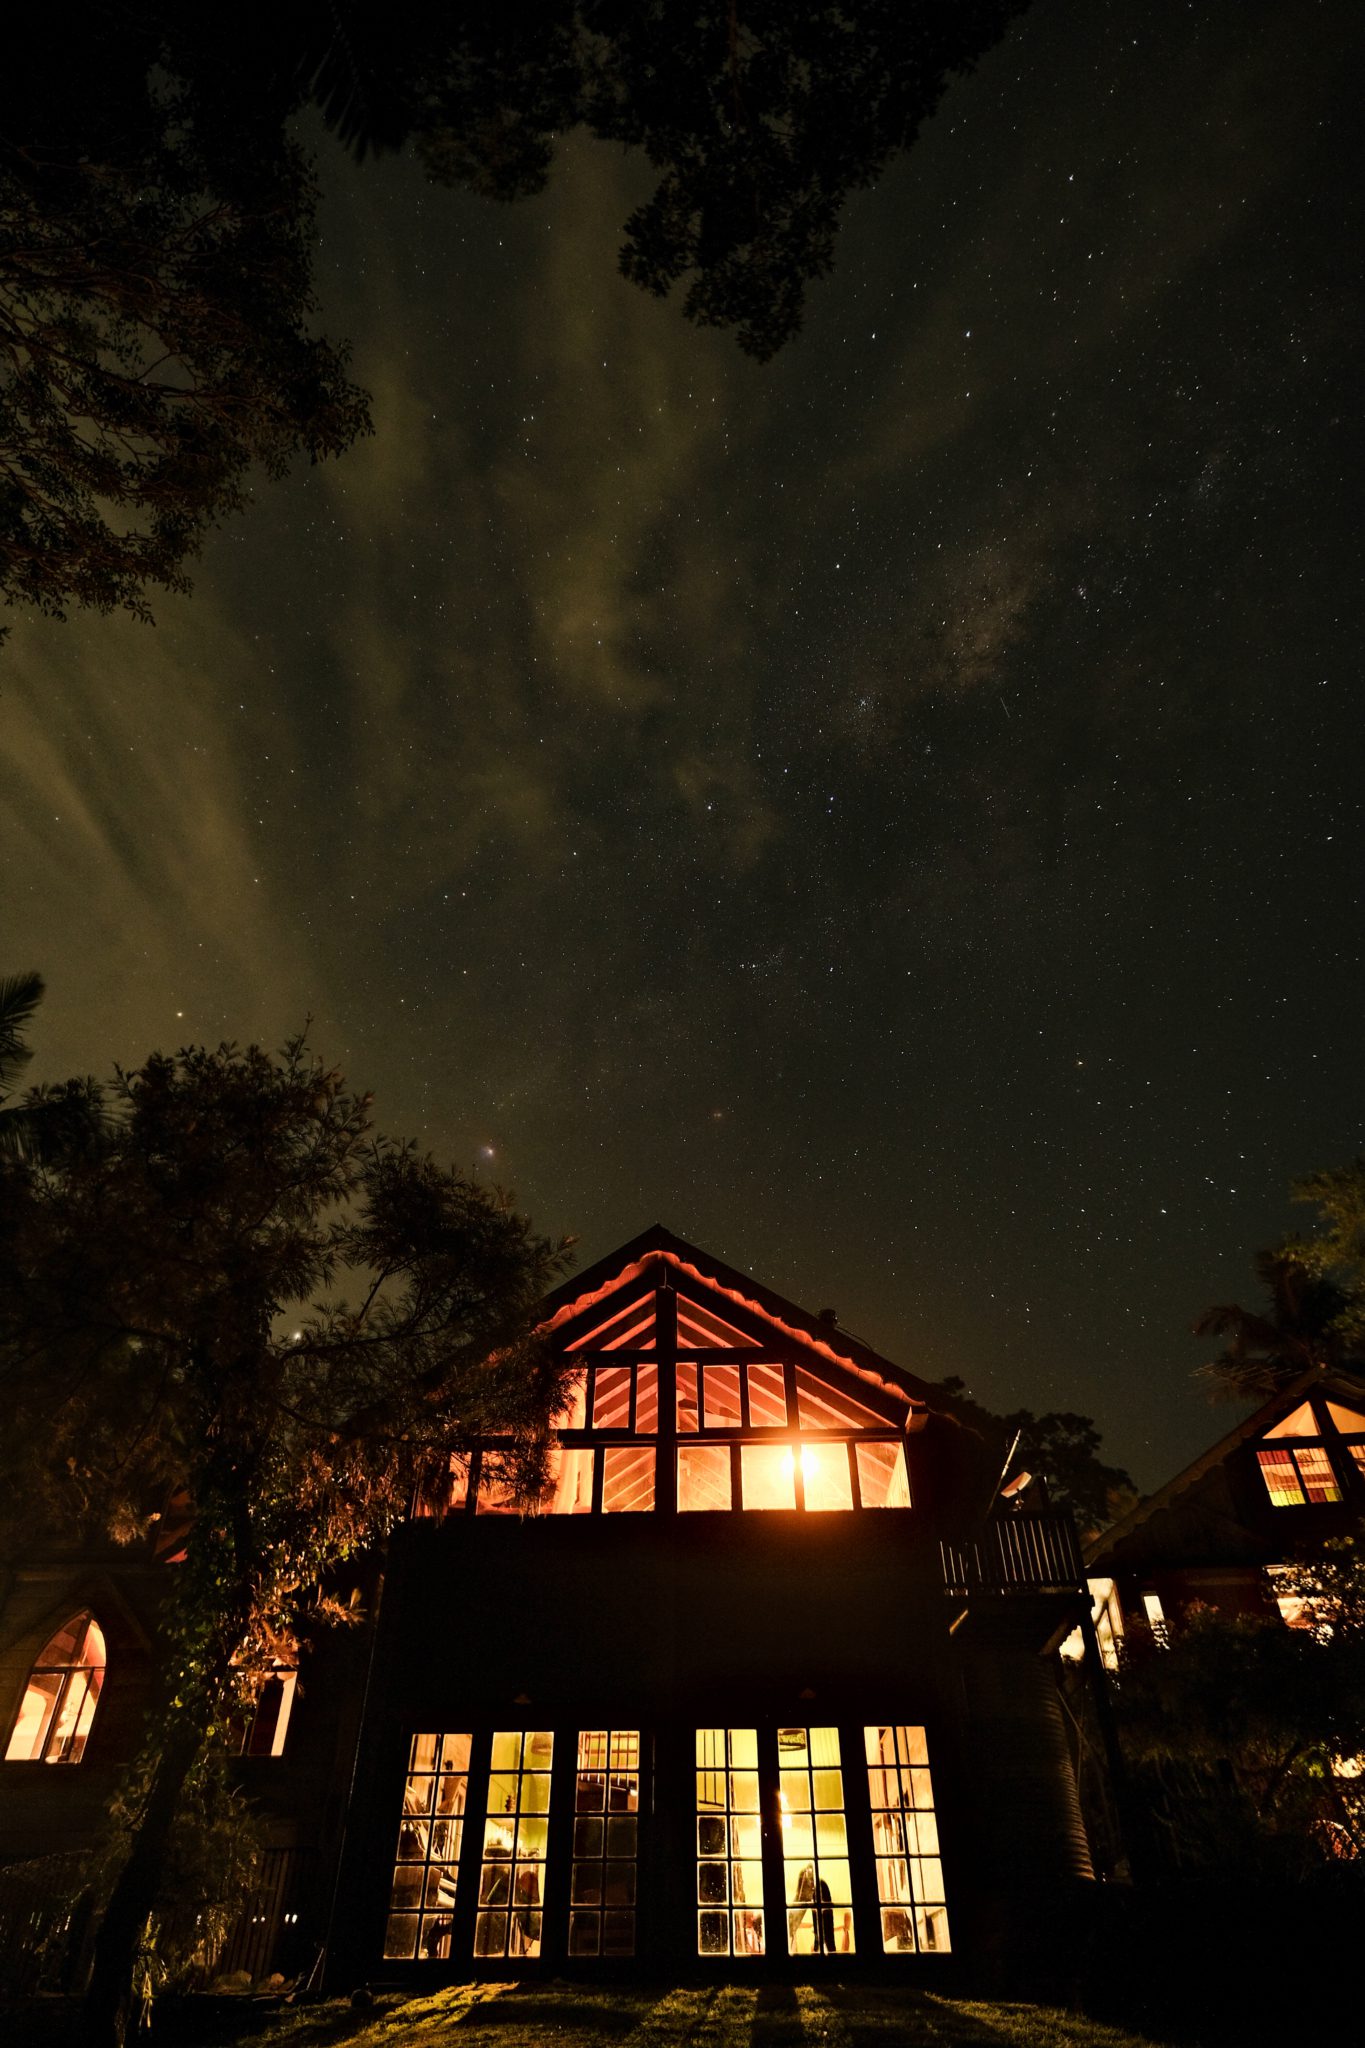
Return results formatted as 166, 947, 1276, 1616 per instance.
1294, 1446, 1342, 1503
741, 1442, 796, 1510
747, 1363, 788, 1426
678, 1443, 731, 1511
703, 1364, 742, 1427
602, 1445, 655, 1513
1258, 1448, 1305, 1506
801, 1443, 854, 1511
856, 1440, 912, 1508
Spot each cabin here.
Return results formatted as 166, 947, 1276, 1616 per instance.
1081, 1366, 1365, 1649
1, 1226, 1100, 1991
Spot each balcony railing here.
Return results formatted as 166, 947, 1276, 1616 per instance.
940, 1510, 1083, 1594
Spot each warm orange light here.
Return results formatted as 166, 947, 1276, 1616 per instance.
800, 1446, 820, 1483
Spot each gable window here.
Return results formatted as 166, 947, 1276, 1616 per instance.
1255, 1398, 1350, 1507
5, 1613, 106, 1764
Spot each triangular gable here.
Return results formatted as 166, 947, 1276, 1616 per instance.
1087, 1366, 1365, 1570
1327, 1401, 1365, 1435
536, 1224, 930, 1423
1263, 1400, 1318, 1439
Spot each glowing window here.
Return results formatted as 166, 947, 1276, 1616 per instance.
855, 1441, 912, 1508
602, 1445, 655, 1513
864, 1725, 950, 1954
795, 1367, 891, 1431
1351, 1446, 1365, 1483
740, 1442, 796, 1510
544, 1444, 595, 1515
676, 1363, 699, 1433
558, 1371, 588, 1429
383, 1732, 470, 1961
702, 1365, 742, 1428
474, 1453, 521, 1516
475, 1730, 553, 1958
779, 1727, 854, 1954
1295, 1446, 1341, 1504
569, 1729, 640, 1956
5, 1614, 106, 1764
746, 1364, 788, 1427
678, 1443, 732, 1511
1258, 1448, 1306, 1506
802, 1443, 855, 1513
696, 1729, 764, 1956
566, 1297, 655, 1351
676, 1299, 760, 1348
1326, 1402, 1365, 1435
1264, 1401, 1319, 1440
239, 1667, 297, 1757
592, 1365, 632, 1430
1258, 1446, 1342, 1506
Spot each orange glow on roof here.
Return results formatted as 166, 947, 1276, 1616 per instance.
537, 1249, 918, 1415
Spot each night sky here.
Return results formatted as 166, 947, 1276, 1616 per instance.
5, 0, 1363, 1491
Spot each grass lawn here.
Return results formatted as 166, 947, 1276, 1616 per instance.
4, 1981, 1185, 2048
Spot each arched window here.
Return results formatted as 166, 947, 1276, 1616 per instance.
4, 1612, 106, 1763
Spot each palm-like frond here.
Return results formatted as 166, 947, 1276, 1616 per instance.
1195, 1249, 1356, 1400
0, 971, 45, 1098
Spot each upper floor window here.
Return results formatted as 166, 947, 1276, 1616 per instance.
4, 1613, 106, 1763
1255, 1394, 1365, 1507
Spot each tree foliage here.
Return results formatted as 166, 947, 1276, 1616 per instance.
2, 5, 1024, 635
928, 1375, 1137, 1541
1113, 1542, 1365, 1872
0, 1031, 572, 2043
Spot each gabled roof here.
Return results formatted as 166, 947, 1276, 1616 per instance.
535, 1223, 934, 1420
1086, 1366, 1365, 1569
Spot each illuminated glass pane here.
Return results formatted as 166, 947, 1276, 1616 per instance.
1263, 1400, 1319, 1440
695, 1729, 764, 1955
856, 1441, 912, 1509
1326, 1402, 1365, 1436
475, 1454, 520, 1515
593, 1365, 632, 1430
1258, 1447, 1306, 1506
386, 1732, 469, 1965
1294, 1446, 1342, 1503
567, 1296, 655, 1351
742, 1442, 796, 1510
636, 1364, 659, 1434
747, 1363, 788, 1426
863, 1726, 950, 1954
781, 1725, 854, 1955
558, 1370, 588, 1429
5, 1614, 107, 1764
1351, 1445, 1365, 1481
679, 1444, 732, 1511
676, 1363, 699, 1432
703, 1365, 742, 1427
544, 1443, 594, 1515
795, 1367, 891, 1430
448, 1455, 471, 1511
801, 1443, 854, 1512
676, 1299, 761, 1348
476, 1733, 554, 1957
602, 1445, 656, 1513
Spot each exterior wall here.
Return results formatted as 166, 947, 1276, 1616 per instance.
328, 1509, 1091, 1981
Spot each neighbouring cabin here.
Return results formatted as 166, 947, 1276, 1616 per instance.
1079, 1368, 1365, 1647
0, 1225, 1099, 1990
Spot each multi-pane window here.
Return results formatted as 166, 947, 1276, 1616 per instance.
475, 1730, 554, 1957
4, 1614, 106, 1764
865, 1725, 950, 1954
569, 1730, 640, 1956
696, 1728, 764, 1956
778, 1727, 855, 1954
1257, 1445, 1342, 1507
384, 1732, 470, 1961
460, 1285, 916, 1517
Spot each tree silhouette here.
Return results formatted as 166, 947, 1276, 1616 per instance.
0, 1033, 572, 2044
3, 5, 1025, 635
1195, 1248, 1363, 1402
